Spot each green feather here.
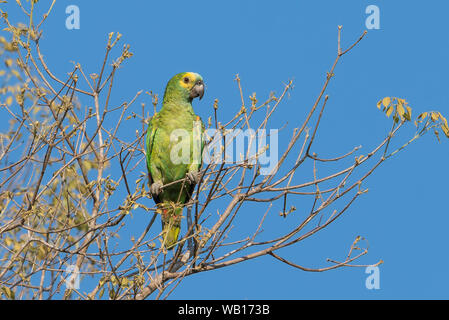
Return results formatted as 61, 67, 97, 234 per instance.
146, 72, 205, 249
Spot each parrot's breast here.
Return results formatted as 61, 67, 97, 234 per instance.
154, 109, 197, 184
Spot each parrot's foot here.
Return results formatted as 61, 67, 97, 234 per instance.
186, 171, 200, 185
150, 181, 163, 197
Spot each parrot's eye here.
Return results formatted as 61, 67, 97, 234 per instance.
183, 77, 190, 83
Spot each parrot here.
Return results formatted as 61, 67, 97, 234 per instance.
145, 72, 205, 249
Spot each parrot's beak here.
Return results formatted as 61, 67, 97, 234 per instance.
190, 81, 205, 100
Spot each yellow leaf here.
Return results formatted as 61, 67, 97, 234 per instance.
5, 58, 13, 67
406, 106, 412, 117
377, 100, 382, 109
4, 237, 13, 246
386, 106, 393, 117
6, 96, 13, 106
11, 69, 21, 80
402, 105, 412, 121
397, 104, 405, 118
382, 97, 391, 107
418, 112, 428, 121
431, 112, 439, 122
441, 124, 449, 138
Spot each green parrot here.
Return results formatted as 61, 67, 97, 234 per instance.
146, 72, 205, 249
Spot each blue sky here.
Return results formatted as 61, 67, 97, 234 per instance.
2, 0, 449, 299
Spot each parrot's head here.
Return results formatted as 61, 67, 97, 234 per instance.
163, 72, 205, 104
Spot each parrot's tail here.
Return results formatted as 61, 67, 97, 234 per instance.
160, 204, 183, 250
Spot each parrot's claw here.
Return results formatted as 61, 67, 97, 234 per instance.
150, 181, 163, 197
186, 171, 200, 185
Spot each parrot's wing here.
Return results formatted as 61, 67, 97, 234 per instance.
199, 119, 205, 168
146, 116, 160, 202
185, 118, 205, 202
